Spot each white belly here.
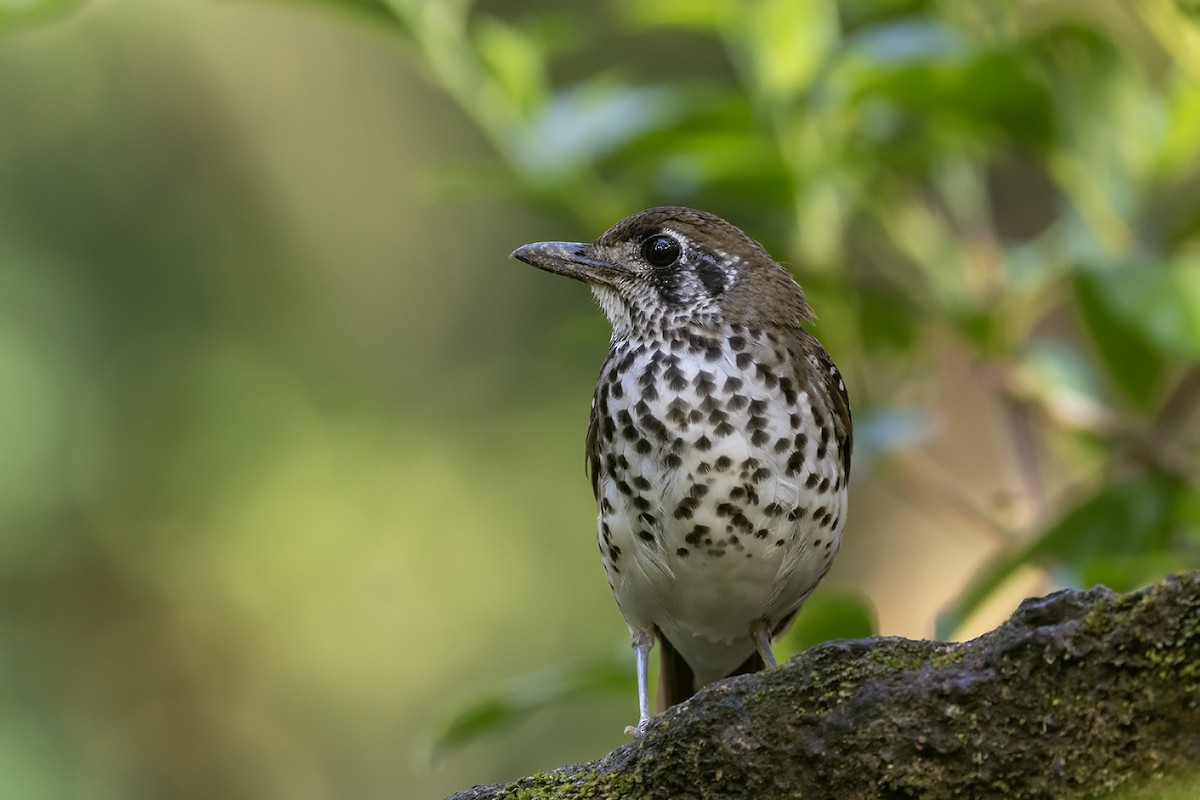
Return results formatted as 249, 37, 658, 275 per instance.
594, 337, 848, 686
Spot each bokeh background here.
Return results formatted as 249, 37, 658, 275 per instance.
1, 0, 1197, 798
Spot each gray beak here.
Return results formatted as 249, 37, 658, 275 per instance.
510, 241, 627, 286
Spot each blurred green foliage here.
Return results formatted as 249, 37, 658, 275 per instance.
1, 0, 1198, 796
295, 0, 1200, 748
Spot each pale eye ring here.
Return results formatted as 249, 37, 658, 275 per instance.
641, 234, 681, 267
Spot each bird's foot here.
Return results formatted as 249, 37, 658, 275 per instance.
624, 717, 651, 738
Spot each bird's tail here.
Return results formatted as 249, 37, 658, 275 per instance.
655, 630, 765, 711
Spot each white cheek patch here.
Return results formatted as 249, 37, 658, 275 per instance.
712, 249, 741, 292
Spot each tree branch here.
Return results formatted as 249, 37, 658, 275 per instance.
447, 572, 1200, 799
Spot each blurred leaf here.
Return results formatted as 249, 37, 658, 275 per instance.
514, 84, 686, 182
1081, 260, 1200, 361
779, 591, 878, 656
740, 0, 839, 103
1152, 76, 1200, 182
1073, 271, 1166, 409
0, 0, 85, 32
851, 51, 1056, 148
616, 0, 737, 32
937, 471, 1187, 639
844, 17, 965, 65
432, 656, 630, 756
476, 17, 547, 115
854, 286, 916, 352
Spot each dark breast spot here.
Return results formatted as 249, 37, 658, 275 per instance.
674, 497, 699, 520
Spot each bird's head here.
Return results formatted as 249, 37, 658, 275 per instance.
511, 207, 814, 339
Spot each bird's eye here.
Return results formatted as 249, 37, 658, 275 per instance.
641, 234, 681, 268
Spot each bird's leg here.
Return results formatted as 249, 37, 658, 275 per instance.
751, 619, 778, 668
624, 629, 655, 737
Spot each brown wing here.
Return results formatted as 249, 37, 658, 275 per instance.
585, 350, 623, 500
585, 393, 602, 500
793, 330, 852, 479
817, 342, 852, 479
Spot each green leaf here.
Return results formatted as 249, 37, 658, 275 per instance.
779, 591, 878, 657
1081, 260, 1200, 361
937, 471, 1186, 639
476, 17, 547, 115
515, 84, 686, 181
616, 0, 738, 32
740, 0, 839, 103
845, 17, 965, 65
856, 284, 919, 352
1073, 271, 1166, 409
850, 51, 1056, 148
431, 655, 630, 755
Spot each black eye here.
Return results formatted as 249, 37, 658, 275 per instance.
641, 234, 681, 267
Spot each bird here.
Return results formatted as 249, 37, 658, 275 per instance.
510, 207, 851, 735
